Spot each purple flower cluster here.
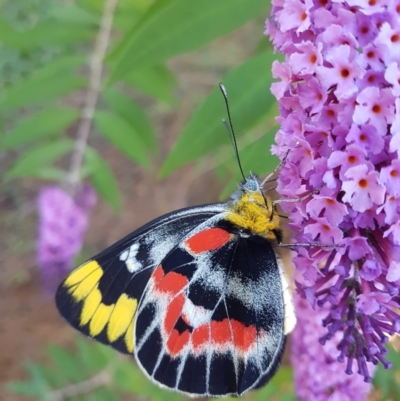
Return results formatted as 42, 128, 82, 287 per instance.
266, 0, 400, 383
37, 185, 96, 290
291, 293, 375, 401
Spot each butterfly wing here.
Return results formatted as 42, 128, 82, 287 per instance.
134, 218, 293, 397
56, 204, 226, 355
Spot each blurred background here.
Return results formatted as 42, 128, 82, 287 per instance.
0, 1, 399, 400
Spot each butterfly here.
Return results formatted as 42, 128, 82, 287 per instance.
55, 85, 296, 397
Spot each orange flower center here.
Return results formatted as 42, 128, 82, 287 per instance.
341, 68, 350, 78
358, 179, 368, 188
372, 104, 382, 114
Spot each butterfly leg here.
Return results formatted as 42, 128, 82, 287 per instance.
260, 150, 290, 186
272, 188, 344, 249
278, 242, 341, 249
273, 186, 321, 206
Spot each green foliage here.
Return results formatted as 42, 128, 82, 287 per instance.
160, 51, 279, 178
123, 64, 178, 105
0, 55, 87, 111
108, 0, 270, 80
85, 147, 121, 213
7, 336, 296, 401
373, 344, 400, 399
0, 0, 278, 211
1, 108, 79, 150
7, 338, 118, 401
94, 110, 150, 168
5, 139, 74, 180
218, 127, 279, 199
103, 89, 157, 149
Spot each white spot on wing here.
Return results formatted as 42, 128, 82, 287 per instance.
120, 243, 142, 273
120, 249, 129, 261
182, 297, 212, 328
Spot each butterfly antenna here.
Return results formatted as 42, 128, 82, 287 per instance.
219, 83, 246, 181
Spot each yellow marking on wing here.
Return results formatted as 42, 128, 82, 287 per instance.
227, 192, 280, 238
80, 286, 102, 326
89, 303, 114, 336
69, 268, 103, 302
107, 294, 138, 343
124, 320, 135, 353
65, 260, 100, 287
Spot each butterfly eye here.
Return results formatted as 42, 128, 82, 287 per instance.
243, 178, 260, 192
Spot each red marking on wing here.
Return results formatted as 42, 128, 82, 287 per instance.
166, 329, 190, 356
155, 271, 188, 295
164, 294, 185, 333
211, 319, 231, 345
191, 319, 257, 353
184, 228, 231, 254
192, 324, 210, 351
152, 265, 164, 285
232, 320, 257, 352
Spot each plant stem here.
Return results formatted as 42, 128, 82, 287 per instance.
66, 0, 119, 193
46, 370, 111, 401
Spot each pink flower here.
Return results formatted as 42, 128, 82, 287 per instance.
305, 217, 344, 244
266, 0, 400, 387
276, 0, 313, 33
289, 41, 323, 75
316, 45, 364, 99
37, 185, 96, 291
342, 165, 385, 212
353, 87, 395, 135
385, 62, 400, 96
346, 124, 384, 155
291, 294, 376, 401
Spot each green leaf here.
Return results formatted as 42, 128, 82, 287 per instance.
0, 19, 94, 50
7, 380, 39, 396
103, 90, 157, 149
373, 345, 400, 399
49, 3, 99, 26
113, 0, 150, 32
5, 361, 59, 397
24, 362, 51, 396
75, 337, 115, 373
94, 111, 150, 167
219, 127, 279, 199
48, 345, 86, 382
108, 0, 269, 80
0, 55, 87, 111
160, 51, 277, 177
113, 361, 146, 394
123, 64, 177, 105
86, 148, 121, 212
2, 108, 79, 150
30, 167, 67, 181
5, 139, 74, 180
253, 366, 295, 401
89, 387, 121, 401
113, 360, 179, 398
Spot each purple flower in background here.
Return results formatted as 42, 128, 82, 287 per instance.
37, 185, 96, 290
292, 294, 376, 401
266, 0, 400, 385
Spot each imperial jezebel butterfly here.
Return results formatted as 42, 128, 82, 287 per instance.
55, 85, 296, 397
